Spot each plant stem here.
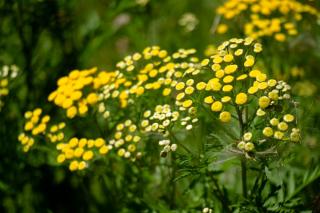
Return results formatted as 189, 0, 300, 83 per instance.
241, 158, 248, 198
236, 106, 248, 199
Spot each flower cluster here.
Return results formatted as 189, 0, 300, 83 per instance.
173, 37, 300, 157
197, 38, 263, 123
110, 119, 142, 160
141, 104, 179, 136
237, 132, 255, 152
18, 37, 300, 170
0, 65, 19, 111
216, 0, 320, 41
47, 122, 66, 143
56, 137, 110, 171
158, 139, 177, 157
18, 108, 50, 152
96, 46, 199, 115
48, 68, 113, 118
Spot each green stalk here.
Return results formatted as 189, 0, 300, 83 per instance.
241, 158, 248, 198
236, 106, 248, 199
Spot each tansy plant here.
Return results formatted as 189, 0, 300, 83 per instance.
215, 0, 320, 42
18, 38, 301, 210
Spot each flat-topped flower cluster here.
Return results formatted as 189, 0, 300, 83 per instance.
216, 0, 320, 41
18, 38, 300, 171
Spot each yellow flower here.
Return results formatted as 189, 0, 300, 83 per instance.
69, 160, 79, 171
182, 99, 193, 108
201, 59, 210, 66
235, 49, 243, 56
83, 150, 94, 161
62, 98, 73, 109
256, 73, 267, 82
258, 96, 270, 108
216, 24, 228, 34
223, 75, 234, 83
268, 91, 278, 100
222, 85, 233, 92
263, 127, 273, 137
258, 82, 268, 90
235, 93, 248, 105
270, 118, 279, 126
99, 145, 109, 154
268, 79, 277, 87
67, 106, 77, 118
283, 114, 294, 122
196, 82, 207, 90
215, 70, 225, 78
278, 122, 288, 131
211, 101, 223, 112
78, 161, 87, 170
74, 147, 84, 157
185, 86, 195, 95
176, 82, 185, 90
249, 70, 261, 78
207, 79, 222, 91
213, 56, 223, 64
236, 74, 248, 81
57, 154, 66, 163
95, 138, 105, 147
256, 108, 266, 116
244, 56, 255, 67
86, 93, 98, 105
275, 33, 286, 42
211, 64, 221, 71
223, 54, 233, 62
221, 96, 231, 103
244, 142, 254, 151
204, 96, 214, 104
24, 122, 34, 131
224, 64, 238, 74
243, 132, 252, 141
219, 111, 231, 122
24, 111, 33, 119
176, 92, 185, 101
248, 86, 258, 94
274, 131, 284, 140
162, 88, 172, 96
237, 141, 246, 150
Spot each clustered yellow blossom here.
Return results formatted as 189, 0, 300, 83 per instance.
182, 37, 300, 156
216, 0, 320, 41
48, 67, 115, 118
18, 37, 301, 170
47, 122, 66, 143
238, 132, 255, 152
96, 46, 200, 115
0, 65, 19, 110
56, 137, 110, 171
193, 38, 263, 123
18, 108, 50, 151
110, 119, 142, 160
18, 108, 67, 152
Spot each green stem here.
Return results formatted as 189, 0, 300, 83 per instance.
241, 158, 248, 198
235, 105, 248, 199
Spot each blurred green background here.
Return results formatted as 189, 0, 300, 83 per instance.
1, 0, 320, 212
